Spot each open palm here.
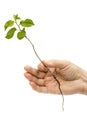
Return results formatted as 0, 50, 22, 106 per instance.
24, 60, 84, 95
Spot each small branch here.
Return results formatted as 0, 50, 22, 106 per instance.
4, 14, 65, 111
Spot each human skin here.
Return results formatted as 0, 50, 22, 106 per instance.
24, 60, 87, 95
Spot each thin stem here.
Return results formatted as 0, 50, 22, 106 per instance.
25, 35, 64, 111
15, 21, 21, 31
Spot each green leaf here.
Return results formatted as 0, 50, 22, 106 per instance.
17, 29, 26, 40
4, 20, 14, 30
13, 14, 21, 21
5, 27, 16, 39
20, 19, 34, 27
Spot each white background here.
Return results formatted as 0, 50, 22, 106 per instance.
0, 0, 87, 130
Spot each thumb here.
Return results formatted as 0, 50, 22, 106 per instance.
39, 60, 70, 69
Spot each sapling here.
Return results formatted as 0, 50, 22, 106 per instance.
4, 14, 64, 111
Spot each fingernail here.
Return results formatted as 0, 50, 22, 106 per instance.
24, 65, 29, 70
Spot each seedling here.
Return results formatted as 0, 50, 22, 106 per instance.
4, 14, 64, 111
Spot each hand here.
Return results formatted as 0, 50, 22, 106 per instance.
24, 60, 87, 95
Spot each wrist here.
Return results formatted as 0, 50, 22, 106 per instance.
80, 70, 87, 95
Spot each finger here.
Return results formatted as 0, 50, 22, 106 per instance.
38, 63, 58, 74
38, 60, 70, 70
24, 72, 45, 86
29, 81, 61, 94
29, 82, 47, 93
37, 63, 48, 72
24, 65, 46, 78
